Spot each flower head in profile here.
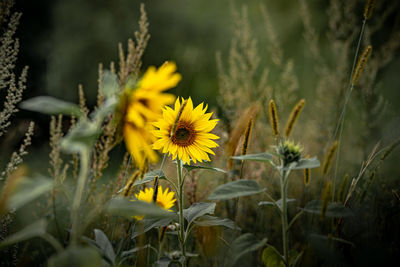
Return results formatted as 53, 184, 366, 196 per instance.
134, 186, 176, 220
120, 62, 180, 168
152, 97, 219, 165
276, 140, 303, 166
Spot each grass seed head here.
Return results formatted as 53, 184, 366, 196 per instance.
284, 99, 305, 138
268, 99, 280, 137
351, 45, 372, 87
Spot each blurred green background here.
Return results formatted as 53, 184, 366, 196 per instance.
6, 0, 400, 161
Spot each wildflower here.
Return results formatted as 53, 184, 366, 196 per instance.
134, 186, 176, 220
152, 97, 219, 165
121, 62, 180, 168
276, 140, 302, 166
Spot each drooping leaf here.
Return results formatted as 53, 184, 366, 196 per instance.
48, 246, 102, 267
94, 229, 115, 264
302, 200, 353, 218
230, 233, 268, 266
7, 176, 54, 211
60, 119, 101, 153
194, 215, 239, 230
259, 198, 296, 207
20, 96, 83, 117
132, 218, 172, 238
106, 197, 176, 220
287, 157, 320, 170
133, 170, 166, 187
183, 202, 216, 223
0, 219, 47, 248
120, 245, 151, 259
208, 180, 265, 200
183, 164, 226, 173
231, 152, 274, 163
261, 246, 283, 267
101, 71, 119, 99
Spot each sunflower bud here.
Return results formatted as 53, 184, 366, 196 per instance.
277, 140, 302, 166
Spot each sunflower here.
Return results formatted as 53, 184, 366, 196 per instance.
121, 62, 180, 168
134, 186, 176, 220
152, 97, 219, 165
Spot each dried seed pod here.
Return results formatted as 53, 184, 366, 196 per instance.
241, 118, 254, 156
351, 45, 372, 86
268, 99, 280, 137
284, 99, 305, 138
363, 0, 376, 20
322, 141, 339, 175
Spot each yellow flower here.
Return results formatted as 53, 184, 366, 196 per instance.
152, 97, 219, 165
134, 186, 176, 220
122, 62, 180, 168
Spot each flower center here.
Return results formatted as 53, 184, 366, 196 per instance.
172, 121, 196, 147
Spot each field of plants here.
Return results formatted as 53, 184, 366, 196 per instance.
1, 0, 400, 266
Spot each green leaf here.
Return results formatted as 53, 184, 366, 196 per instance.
20, 96, 82, 117
208, 180, 265, 200
302, 200, 353, 218
183, 202, 216, 223
60, 119, 101, 153
48, 246, 102, 267
7, 176, 54, 211
0, 219, 47, 248
106, 197, 176, 220
121, 245, 151, 259
259, 198, 296, 207
194, 215, 239, 230
183, 164, 226, 173
94, 229, 115, 264
262, 246, 283, 267
132, 218, 172, 238
230, 233, 268, 266
133, 170, 166, 186
101, 71, 119, 99
90, 96, 117, 125
286, 157, 320, 170
231, 152, 274, 163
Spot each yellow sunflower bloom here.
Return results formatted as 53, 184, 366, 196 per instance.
121, 62, 181, 168
134, 186, 176, 220
152, 97, 219, 165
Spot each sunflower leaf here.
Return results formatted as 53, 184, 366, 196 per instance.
231, 152, 274, 163
230, 233, 268, 266
183, 202, 216, 223
131, 218, 172, 238
106, 197, 176, 220
302, 200, 353, 218
7, 176, 54, 211
101, 70, 119, 99
20, 96, 82, 117
94, 229, 115, 264
207, 180, 265, 200
194, 215, 239, 230
183, 164, 226, 173
0, 219, 47, 248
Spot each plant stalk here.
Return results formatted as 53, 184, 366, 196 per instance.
177, 160, 186, 266
70, 149, 90, 246
280, 168, 289, 266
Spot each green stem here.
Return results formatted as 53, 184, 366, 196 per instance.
70, 149, 90, 246
280, 168, 289, 266
177, 160, 186, 267
331, 19, 367, 200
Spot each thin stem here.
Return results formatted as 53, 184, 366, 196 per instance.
280, 168, 289, 266
70, 149, 90, 246
332, 19, 367, 200
177, 160, 186, 267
